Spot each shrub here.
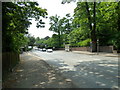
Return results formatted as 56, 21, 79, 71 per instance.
78, 39, 91, 47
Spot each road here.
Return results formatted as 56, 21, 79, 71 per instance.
31, 50, 119, 88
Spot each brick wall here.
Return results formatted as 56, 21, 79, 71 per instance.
56, 46, 114, 53
69, 46, 113, 53
99, 46, 113, 53
71, 47, 91, 51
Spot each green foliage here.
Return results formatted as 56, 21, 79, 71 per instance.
2, 2, 48, 53
35, 34, 61, 48
67, 26, 89, 46
27, 34, 36, 46
71, 2, 120, 50
49, 14, 73, 47
34, 2, 120, 51
96, 2, 119, 49
49, 15, 60, 33
49, 15, 62, 47
78, 39, 91, 47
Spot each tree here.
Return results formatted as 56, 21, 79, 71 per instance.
62, 1, 97, 51
51, 34, 60, 48
2, 2, 48, 52
49, 15, 62, 47
96, 2, 119, 49
62, 1, 120, 52
49, 14, 73, 47
116, 2, 120, 52
63, 13, 73, 34
36, 37, 40, 41
27, 35, 36, 47
44, 36, 50, 40
74, 2, 97, 51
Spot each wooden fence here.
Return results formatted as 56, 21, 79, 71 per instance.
2, 52, 20, 76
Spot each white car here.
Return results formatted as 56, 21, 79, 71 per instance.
47, 49, 53, 52
42, 48, 46, 52
39, 48, 42, 51
34, 47, 38, 50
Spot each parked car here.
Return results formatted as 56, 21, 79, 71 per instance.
38, 48, 42, 51
35, 47, 38, 50
42, 48, 46, 52
46, 49, 53, 53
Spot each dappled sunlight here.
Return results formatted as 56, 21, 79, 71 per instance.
97, 74, 104, 77
94, 72, 99, 75
55, 59, 119, 88
28, 69, 39, 73
59, 66, 75, 71
3, 53, 74, 88
106, 70, 114, 73
39, 82, 46, 85
25, 51, 119, 88
16, 69, 24, 72
89, 72, 94, 74
98, 64, 118, 67
96, 81, 106, 86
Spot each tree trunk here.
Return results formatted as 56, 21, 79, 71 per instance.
85, 2, 92, 31
85, 2, 97, 52
91, 2, 97, 52
58, 30, 61, 48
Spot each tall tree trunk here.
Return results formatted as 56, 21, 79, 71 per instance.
85, 2, 97, 52
91, 2, 97, 52
85, 2, 92, 31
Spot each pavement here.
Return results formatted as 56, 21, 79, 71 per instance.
2, 52, 75, 88
72, 51, 119, 57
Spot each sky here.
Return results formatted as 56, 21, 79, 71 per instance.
28, 0, 76, 38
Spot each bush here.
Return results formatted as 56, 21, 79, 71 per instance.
78, 39, 91, 47
70, 43, 79, 47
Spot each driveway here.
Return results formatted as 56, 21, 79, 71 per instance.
32, 50, 119, 88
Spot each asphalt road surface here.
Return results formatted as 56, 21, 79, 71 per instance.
31, 50, 119, 88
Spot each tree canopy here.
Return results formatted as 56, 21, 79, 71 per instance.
2, 2, 48, 52
47, 1, 120, 52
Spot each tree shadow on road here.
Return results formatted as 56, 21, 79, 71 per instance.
54, 59, 119, 88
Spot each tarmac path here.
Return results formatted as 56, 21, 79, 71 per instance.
3, 52, 75, 88
32, 50, 119, 89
